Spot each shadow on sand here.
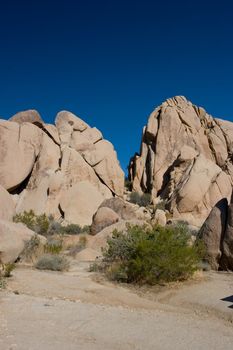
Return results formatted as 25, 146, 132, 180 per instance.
221, 295, 233, 309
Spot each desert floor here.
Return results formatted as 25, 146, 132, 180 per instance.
0, 262, 233, 350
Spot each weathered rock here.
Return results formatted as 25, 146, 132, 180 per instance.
15, 131, 61, 216
99, 198, 137, 220
198, 198, 228, 270
60, 181, 105, 226
134, 206, 151, 221
55, 111, 89, 149
0, 220, 45, 264
0, 121, 42, 191
220, 195, 233, 270
0, 109, 124, 226
153, 209, 167, 227
129, 96, 233, 226
0, 185, 15, 221
70, 127, 102, 152
9, 109, 44, 126
91, 207, 120, 235
43, 124, 61, 145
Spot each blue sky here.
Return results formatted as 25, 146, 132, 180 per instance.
0, 0, 233, 173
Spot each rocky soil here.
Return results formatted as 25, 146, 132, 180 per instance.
0, 264, 233, 350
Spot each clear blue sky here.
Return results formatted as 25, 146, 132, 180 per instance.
0, 0, 233, 173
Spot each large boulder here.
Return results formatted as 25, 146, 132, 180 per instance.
60, 181, 105, 226
128, 96, 233, 226
0, 120, 42, 191
15, 132, 61, 216
153, 209, 167, 227
198, 198, 228, 270
0, 220, 45, 264
9, 109, 44, 126
99, 198, 137, 220
0, 185, 15, 221
91, 207, 120, 235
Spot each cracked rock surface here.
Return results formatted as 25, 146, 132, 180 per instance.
0, 110, 124, 226
129, 96, 233, 226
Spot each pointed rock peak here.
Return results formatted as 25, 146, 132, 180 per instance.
164, 95, 188, 107
128, 97, 233, 227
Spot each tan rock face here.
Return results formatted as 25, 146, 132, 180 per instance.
198, 198, 228, 270
0, 121, 42, 191
0, 109, 124, 226
91, 207, 120, 235
9, 109, 44, 126
0, 185, 15, 221
60, 181, 105, 226
0, 220, 37, 263
129, 96, 233, 226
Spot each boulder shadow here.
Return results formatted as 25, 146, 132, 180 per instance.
221, 295, 233, 309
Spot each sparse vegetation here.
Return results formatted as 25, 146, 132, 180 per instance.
0, 276, 6, 289
2, 263, 16, 277
21, 234, 42, 261
62, 224, 90, 235
0, 262, 16, 278
154, 200, 166, 211
67, 236, 87, 257
35, 254, 69, 271
13, 210, 90, 236
95, 223, 204, 285
44, 238, 63, 254
14, 210, 50, 235
129, 192, 151, 207
125, 178, 132, 191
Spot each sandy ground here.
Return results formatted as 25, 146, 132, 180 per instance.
0, 262, 233, 350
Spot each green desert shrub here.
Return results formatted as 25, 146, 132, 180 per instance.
14, 211, 91, 237
0, 277, 6, 289
14, 210, 50, 235
154, 200, 166, 211
1, 263, 16, 278
35, 254, 69, 271
62, 224, 90, 235
99, 224, 204, 285
129, 192, 151, 207
44, 238, 63, 254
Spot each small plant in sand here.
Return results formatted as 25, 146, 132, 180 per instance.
44, 238, 63, 254
0, 262, 16, 278
21, 234, 41, 261
67, 235, 87, 257
35, 254, 69, 271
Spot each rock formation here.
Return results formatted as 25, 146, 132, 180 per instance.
0, 109, 124, 226
128, 96, 233, 227
198, 198, 228, 270
0, 220, 46, 264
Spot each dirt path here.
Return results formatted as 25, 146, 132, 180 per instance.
0, 263, 233, 350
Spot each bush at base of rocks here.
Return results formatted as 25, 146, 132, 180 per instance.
13, 210, 90, 236
129, 192, 151, 207
35, 254, 69, 271
96, 223, 204, 285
